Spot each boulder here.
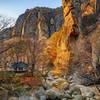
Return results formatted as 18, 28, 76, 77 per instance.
9, 97, 19, 100
51, 78, 69, 90
72, 95, 83, 100
19, 96, 34, 100
45, 88, 63, 100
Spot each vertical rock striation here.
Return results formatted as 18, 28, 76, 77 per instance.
45, 0, 82, 76
45, 0, 100, 85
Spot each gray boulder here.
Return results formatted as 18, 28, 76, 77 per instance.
45, 88, 63, 100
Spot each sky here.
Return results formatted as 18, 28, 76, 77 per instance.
0, 0, 62, 19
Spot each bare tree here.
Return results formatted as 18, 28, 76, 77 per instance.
0, 15, 15, 31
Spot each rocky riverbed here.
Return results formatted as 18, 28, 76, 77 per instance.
0, 75, 99, 100
7, 86, 100, 100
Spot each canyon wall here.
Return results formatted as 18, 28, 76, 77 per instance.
0, 0, 100, 85
45, 0, 100, 85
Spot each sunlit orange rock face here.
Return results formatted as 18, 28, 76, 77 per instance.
90, 0, 96, 3
45, 0, 80, 76
82, 0, 96, 16
45, 0, 98, 77
84, 5, 94, 15
46, 29, 70, 76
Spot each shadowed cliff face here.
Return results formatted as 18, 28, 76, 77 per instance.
0, 7, 63, 40
15, 7, 63, 38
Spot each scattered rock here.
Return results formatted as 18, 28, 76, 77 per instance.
39, 95, 46, 100
45, 88, 63, 100
87, 91, 95, 98
35, 87, 45, 99
81, 74, 97, 86
72, 95, 83, 100
61, 98, 67, 100
64, 92, 73, 99
9, 97, 19, 100
50, 78, 69, 90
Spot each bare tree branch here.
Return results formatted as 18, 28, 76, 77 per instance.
0, 15, 15, 31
